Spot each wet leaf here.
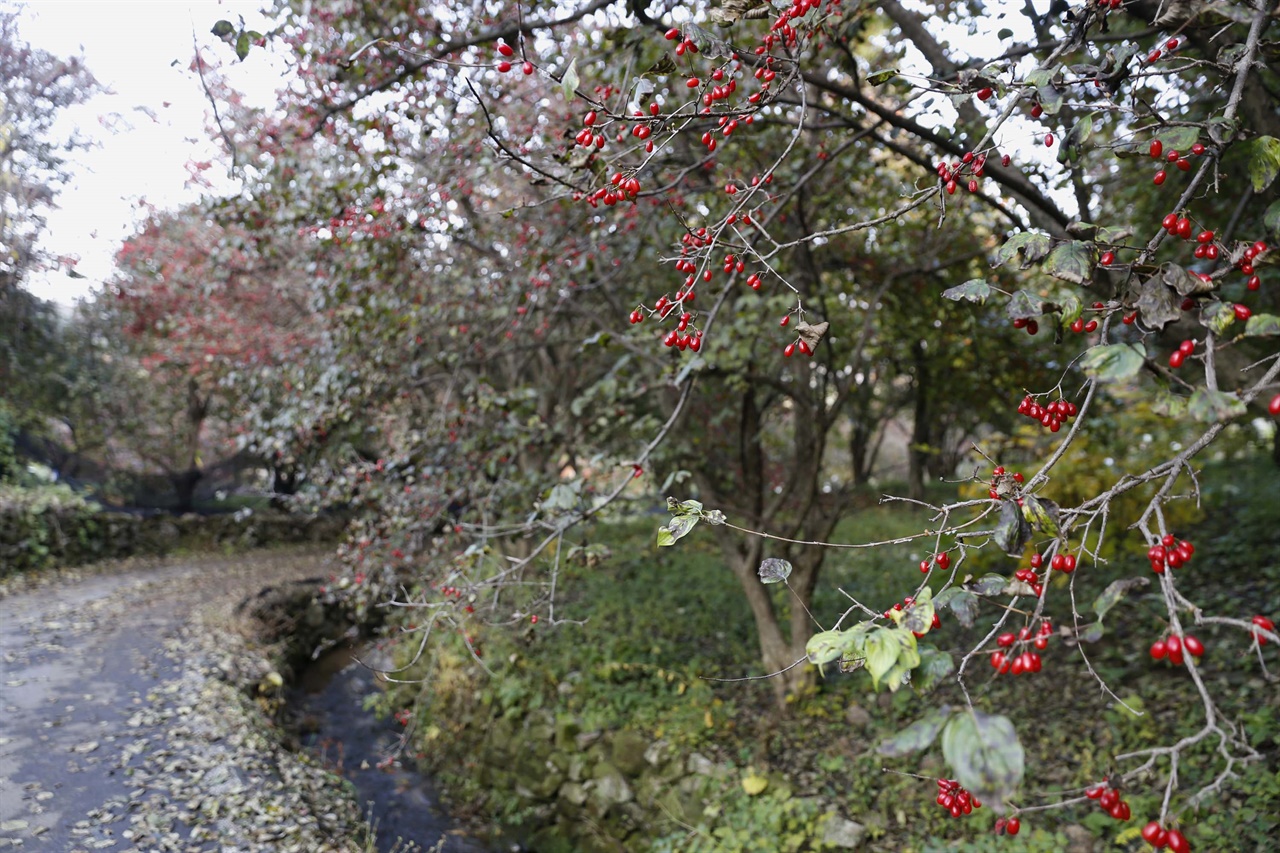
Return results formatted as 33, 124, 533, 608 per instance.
1080, 343, 1145, 381
1153, 125, 1199, 153
867, 68, 898, 85
560, 58, 579, 100
863, 628, 902, 688
1005, 290, 1041, 321
943, 279, 991, 304
968, 573, 1010, 597
806, 629, 847, 666
1246, 136, 1280, 192
877, 705, 953, 757
1093, 577, 1150, 621
1020, 496, 1060, 536
1200, 300, 1237, 335
943, 588, 979, 627
993, 233, 1052, 269
656, 514, 699, 547
1164, 263, 1216, 297
941, 711, 1025, 805
758, 557, 793, 584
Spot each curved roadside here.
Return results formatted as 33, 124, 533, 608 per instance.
0, 549, 371, 852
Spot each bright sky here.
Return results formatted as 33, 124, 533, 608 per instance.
14, 0, 284, 307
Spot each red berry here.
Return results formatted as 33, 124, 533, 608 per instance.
1045, 133, 1054, 147
783, 343, 796, 358
1191, 142, 1206, 155
1100, 251, 1115, 266
1143, 821, 1165, 845
530, 614, 539, 624
1169, 350, 1185, 369
1005, 817, 1020, 836
686, 77, 700, 88
1234, 303, 1252, 322
1183, 635, 1204, 657
1166, 829, 1190, 853
977, 87, 993, 100
1154, 170, 1167, 185
1150, 140, 1163, 158
1196, 230, 1214, 244
1150, 640, 1168, 660
1270, 394, 1280, 416
496, 60, 512, 72
1162, 213, 1179, 231
1165, 635, 1182, 657
1247, 275, 1261, 290
1253, 615, 1275, 644
1001, 154, 1011, 166
523, 61, 534, 75
497, 42, 514, 57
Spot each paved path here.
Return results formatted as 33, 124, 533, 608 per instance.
0, 551, 368, 852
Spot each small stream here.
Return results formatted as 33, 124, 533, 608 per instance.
291, 641, 499, 853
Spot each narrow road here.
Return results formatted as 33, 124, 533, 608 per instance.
0, 551, 368, 852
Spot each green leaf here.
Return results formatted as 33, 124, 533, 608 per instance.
1005, 290, 1041, 322
1245, 313, 1280, 336
993, 499, 1031, 557
667, 497, 704, 514
942, 279, 990, 304
1080, 343, 1145, 381
1187, 388, 1247, 423
1135, 277, 1181, 329
997, 27, 1014, 39
877, 705, 953, 757
993, 232, 1053, 269
1152, 126, 1199, 153
1265, 201, 1280, 234
1081, 622, 1105, 643
914, 646, 956, 694
863, 628, 901, 688
1058, 295, 1082, 329
1163, 263, 1215, 297
560, 58, 579, 100
1151, 390, 1188, 418
879, 629, 920, 692
656, 514, 699, 547
900, 586, 935, 635
1044, 241, 1093, 284
806, 629, 847, 667
1020, 496, 1060, 536
1200, 300, 1237, 335
941, 711, 1025, 805
211, 20, 235, 37
867, 68, 898, 85
1247, 136, 1280, 193
235, 32, 251, 61
1093, 577, 1150, 621
758, 557, 793, 585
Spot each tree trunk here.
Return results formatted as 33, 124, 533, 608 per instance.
908, 340, 931, 501
172, 468, 201, 514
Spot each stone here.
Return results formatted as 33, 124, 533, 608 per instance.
822, 815, 867, 849
555, 716, 582, 749
843, 703, 872, 728
567, 755, 586, 782
559, 781, 588, 805
1064, 824, 1096, 853
643, 738, 675, 767
589, 762, 634, 810
575, 730, 602, 750
610, 730, 649, 777
686, 752, 716, 776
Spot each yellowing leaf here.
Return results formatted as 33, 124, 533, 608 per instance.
741, 771, 769, 796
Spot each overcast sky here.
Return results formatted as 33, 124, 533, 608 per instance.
14, 0, 283, 306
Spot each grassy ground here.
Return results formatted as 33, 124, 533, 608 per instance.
402, 458, 1280, 852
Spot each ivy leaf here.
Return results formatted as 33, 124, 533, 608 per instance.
1245, 313, 1280, 336
1093, 577, 1150, 621
1045, 241, 1093, 284
867, 68, 898, 85
993, 232, 1052, 269
560, 58, 579, 100
1135, 277, 1181, 329
1020, 496, 1060, 536
1246, 136, 1280, 193
993, 499, 1031, 556
878, 705, 953, 757
1187, 388, 1246, 423
758, 557, 793, 585
943, 279, 990, 304
1005, 290, 1041, 322
1080, 343, 1145, 381
941, 711, 1025, 805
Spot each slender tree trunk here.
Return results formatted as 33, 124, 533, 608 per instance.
908, 340, 931, 501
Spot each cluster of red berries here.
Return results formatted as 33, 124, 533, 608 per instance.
1235, 240, 1268, 290
986, 465, 1024, 500
991, 621, 1052, 675
935, 779, 981, 818
1085, 781, 1132, 822
1168, 338, 1197, 369
1143, 35, 1185, 65
1252, 614, 1275, 645
394, 708, 412, 726
1150, 632, 1204, 665
882, 596, 942, 637
1147, 534, 1194, 574
934, 150, 989, 196
1143, 821, 1192, 853
1149, 135, 1204, 185
493, 40, 534, 76
1011, 315, 1039, 336
1068, 314, 1099, 334
782, 339, 812, 358
1017, 395, 1077, 433
993, 816, 1022, 836
1011, 566, 1043, 598
919, 551, 951, 574
1032, 550, 1078, 574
